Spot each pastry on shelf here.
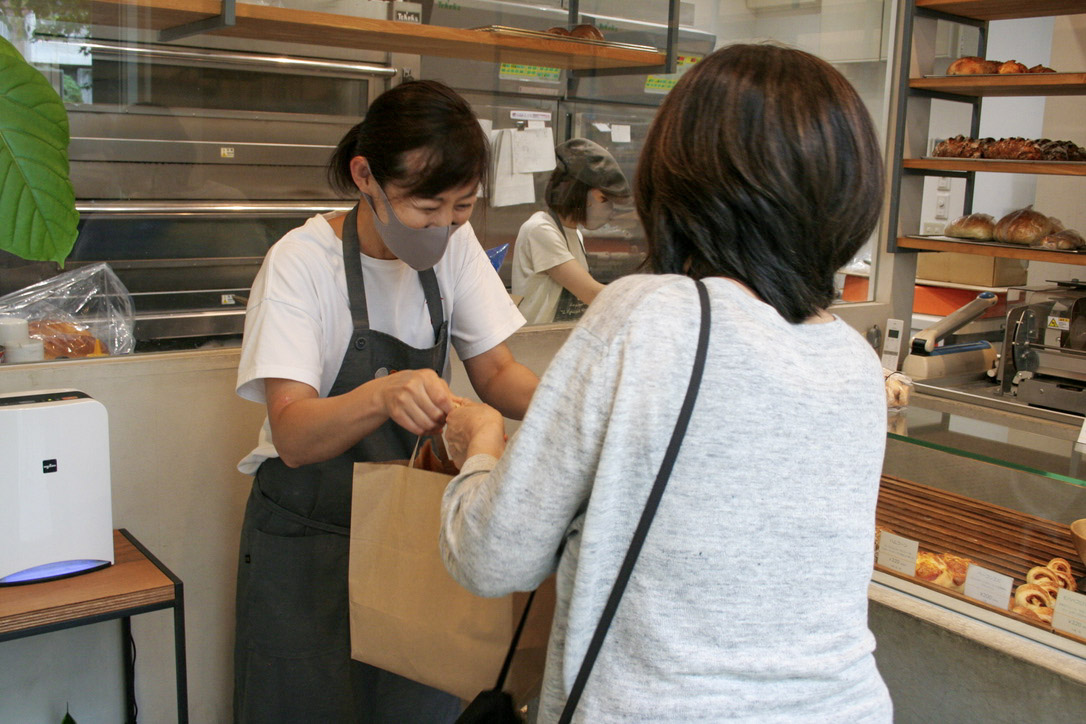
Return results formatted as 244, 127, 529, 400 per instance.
569, 24, 604, 40
1010, 557, 1079, 626
914, 550, 973, 593
931, 134, 1086, 161
545, 26, 570, 36
946, 56, 1000, 75
997, 60, 1028, 74
944, 212, 995, 240
945, 56, 1057, 75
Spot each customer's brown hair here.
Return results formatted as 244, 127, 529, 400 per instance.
636, 43, 884, 323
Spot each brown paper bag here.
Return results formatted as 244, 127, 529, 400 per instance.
349, 461, 555, 703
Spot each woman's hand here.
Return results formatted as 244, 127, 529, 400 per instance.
444, 401, 506, 469
374, 368, 456, 436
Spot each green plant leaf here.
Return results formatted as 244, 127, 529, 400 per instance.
0, 35, 78, 264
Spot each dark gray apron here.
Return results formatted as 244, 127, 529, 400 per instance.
548, 210, 589, 323
233, 205, 462, 723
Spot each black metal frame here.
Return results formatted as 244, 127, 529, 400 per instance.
0, 529, 188, 724
885, 0, 990, 253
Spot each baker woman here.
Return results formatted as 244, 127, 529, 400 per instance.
511, 138, 631, 324
232, 80, 539, 723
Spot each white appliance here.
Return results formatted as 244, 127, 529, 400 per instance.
0, 390, 114, 585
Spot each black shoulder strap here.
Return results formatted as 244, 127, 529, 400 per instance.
558, 278, 711, 723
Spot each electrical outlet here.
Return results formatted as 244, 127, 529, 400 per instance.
923, 222, 945, 235
934, 192, 949, 220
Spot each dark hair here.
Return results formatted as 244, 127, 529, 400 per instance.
544, 172, 592, 226
635, 43, 884, 323
328, 80, 488, 198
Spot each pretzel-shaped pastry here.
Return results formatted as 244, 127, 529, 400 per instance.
1047, 558, 1074, 578
1014, 583, 1054, 609
1026, 566, 1062, 588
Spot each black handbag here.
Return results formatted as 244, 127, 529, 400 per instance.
455, 589, 538, 723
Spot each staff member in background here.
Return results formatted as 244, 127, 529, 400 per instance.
232, 79, 539, 723
511, 138, 631, 324
440, 44, 892, 722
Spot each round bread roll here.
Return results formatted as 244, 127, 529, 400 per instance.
27, 319, 106, 359
998, 60, 1028, 74
569, 24, 604, 41
946, 56, 999, 75
993, 206, 1059, 245
944, 213, 995, 240
545, 26, 570, 36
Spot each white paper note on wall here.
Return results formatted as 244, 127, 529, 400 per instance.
611, 124, 631, 143
489, 129, 536, 208
511, 127, 556, 174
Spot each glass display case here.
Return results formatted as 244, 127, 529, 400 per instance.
880, 386, 1086, 657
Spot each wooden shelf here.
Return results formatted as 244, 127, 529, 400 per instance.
916, 0, 1086, 21
88, 0, 667, 72
904, 158, 1086, 176
0, 530, 175, 636
911, 72, 1086, 97
898, 235, 1086, 264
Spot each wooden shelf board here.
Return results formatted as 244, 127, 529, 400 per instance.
0, 531, 175, 636
904, 157, 1086, 176
89, 0, 666, 71
911, 73, 1086, 97
916, 0, 1086, 21
898, 235, 1086, 264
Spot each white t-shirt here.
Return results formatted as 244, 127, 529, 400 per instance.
235, 212, 525, 474
511, 211, 587, 325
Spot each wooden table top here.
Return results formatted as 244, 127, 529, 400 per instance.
0, 530, 176, 636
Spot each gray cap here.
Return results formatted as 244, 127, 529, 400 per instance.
554, 138, 631, 199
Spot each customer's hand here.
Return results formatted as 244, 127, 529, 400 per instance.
444, 401, 506, 469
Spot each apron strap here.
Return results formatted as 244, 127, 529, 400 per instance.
253, 473, 351, 536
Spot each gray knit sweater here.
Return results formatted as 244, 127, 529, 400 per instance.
440, 274, 892, 723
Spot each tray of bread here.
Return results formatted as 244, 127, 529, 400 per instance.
472, 25, 658, 53
927, 206, 1086, 251
876, 476, 1086, 638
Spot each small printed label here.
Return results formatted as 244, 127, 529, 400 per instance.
222, 294, 237, 305
962, 564, 1013, 609
1053, 589, 1086, 639
220, 147, 235, 159
394, 9, 421, 23
500, 64, 561, 83
42, 459, 58, 474
644, 55, 702, 95
510, 110, 552, 122
876, 532, 919, 577
1047, 315, 1070, 331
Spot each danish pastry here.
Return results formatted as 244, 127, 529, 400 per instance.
1014, 583, 1054, 609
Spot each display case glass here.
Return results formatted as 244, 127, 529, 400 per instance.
881, 388, 1086, 657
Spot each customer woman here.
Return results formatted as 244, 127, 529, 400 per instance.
511, 138, 630, 324
233, 79, 538, 723
440, 44, 893, 722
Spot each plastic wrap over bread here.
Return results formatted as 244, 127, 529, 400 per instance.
0, 262, 136, 359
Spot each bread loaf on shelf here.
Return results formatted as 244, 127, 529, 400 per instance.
993, 206, 1061, 245
944, 213, 995, 240
932, 134, 1086, 161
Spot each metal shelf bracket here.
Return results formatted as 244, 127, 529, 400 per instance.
159, 0, 236, 42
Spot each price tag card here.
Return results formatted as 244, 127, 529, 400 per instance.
1053, 589, 1086, 639
962, 564, 1013, 609
876, 532, 919, 577
611, 124, 631, 143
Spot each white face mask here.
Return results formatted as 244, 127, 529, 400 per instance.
584, 193, 614, 231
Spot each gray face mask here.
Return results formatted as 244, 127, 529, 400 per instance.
363, 183, 452, 271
